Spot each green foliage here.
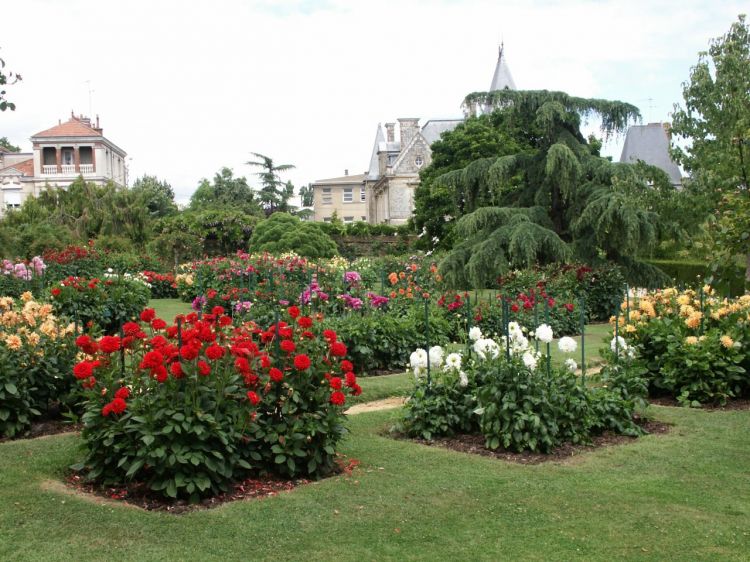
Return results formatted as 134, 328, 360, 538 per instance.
189, 167, 263, 217
248, 213, 338, 258
397, 376, 479, 440
416, 90, 668, 287
50, 275, 150, 334
130, 175, 178, 218
475, 357, 642, 453
324, 304, 451, 373
0, 50, 21, 112
671, 15, 750, 280
0, 136, 20, 151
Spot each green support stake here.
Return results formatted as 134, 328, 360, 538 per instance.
534, 302, 539, 353
614, 305, 620, 364
580, 293, 586, 385
503, 299, 510, 360
424, 296, 431, 387
625, 283, 630, 323
274, 308, 281, 356
119, 323, 125, 377
699, 286, 705, 334
465, 297, 472, 358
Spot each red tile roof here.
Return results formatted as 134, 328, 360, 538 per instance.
33, 117, 102, 138
0, 158, 33, 176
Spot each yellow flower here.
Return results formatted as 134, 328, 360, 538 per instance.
685, 312, 702, 329
38, 304, 53, 318
4, 334, 22, 350
685, 336, 698, 345
676, 294, 691, 306
0, 297, 14, 311
26, 332, 40, 346
20, 291, 33, 302
629, 310, 642, 322
679, 304, 695, 318
625, 324, 637, 333
720, 335, 734, 349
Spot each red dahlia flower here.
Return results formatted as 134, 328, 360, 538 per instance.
73, 361, 95, 380
140, 308, 156, 322
329, 377, 343, 390
293, 354, 311, 370
269, 367, 284, 382
247, 391, 261, 405
280, 339, 296, 353
205, 344, 225, 361
98, 335, 121, 354
330, 342, 347, 357
198, 360, 211, 376
330, 391, 346, 406
114, 387, 130, 400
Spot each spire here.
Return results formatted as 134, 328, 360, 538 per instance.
367, 124, 386, 181
489, 42, 516, 91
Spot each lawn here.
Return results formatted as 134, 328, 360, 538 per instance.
150, 298, 191, 322
0, 405, 748, 561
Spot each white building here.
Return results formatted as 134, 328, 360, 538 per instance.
0, 112, 127, 215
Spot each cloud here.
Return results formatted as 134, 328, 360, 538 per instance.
2, 0, 746, 202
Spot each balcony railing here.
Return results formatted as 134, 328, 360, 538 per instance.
41, 164, 96, 176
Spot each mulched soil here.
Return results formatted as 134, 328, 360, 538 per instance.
649, 397, 750, 411
395, 418, 671, 465
63, 456, 360, 514
0, 419, 81, 443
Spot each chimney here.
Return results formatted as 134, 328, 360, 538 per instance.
94, 114, 103, 134
385, 123, 395, 143
397, 118, 420, 150
344, 169, 348, 176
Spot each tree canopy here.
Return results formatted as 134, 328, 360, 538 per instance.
670, 14, 750, 281
189, 167, 262, 217
130, 175, 178, 218
0, 136, 20, 152
413, 89, 674, 288
248, 213, 338, 258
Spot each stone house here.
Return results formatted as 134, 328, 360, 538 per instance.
312, 45, 516, 225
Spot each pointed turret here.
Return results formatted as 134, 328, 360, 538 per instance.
366, 124, 386, 181
489, 43, 516, 91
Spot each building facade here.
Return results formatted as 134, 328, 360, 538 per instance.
311, 172, 368, 223
312, 45, 516, 225
0, 113, 127, 215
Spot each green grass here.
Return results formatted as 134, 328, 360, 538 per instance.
149, 298, 191, 322
352, 372, 415, 405
1, 405, 748, 561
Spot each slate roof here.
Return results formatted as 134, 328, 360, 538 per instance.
421, 119, 463, 145
367, 124, 386, 181
489, 44, 516, 91
32, 116, 102, 139
620, 123, 682, 187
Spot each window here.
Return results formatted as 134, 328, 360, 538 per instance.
343, 187, 353, 203
323, 217, 332, 223
4, 190, 22, 209
360, 186, 366, 202
415, 155, 424, 168
361, 216, 367, 221
343, 216, 354, 224
322, 187, 332, 205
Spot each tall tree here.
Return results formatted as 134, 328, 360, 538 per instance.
670, 14, 750, 282
415, 90, 671, 288
245, 152, 295, 215
0, 50, 21, 112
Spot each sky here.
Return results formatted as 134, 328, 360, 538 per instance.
1, 0, 746, 205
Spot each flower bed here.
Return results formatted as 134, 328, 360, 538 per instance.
618, 287, 750, 406
396, 323, 644, 452
71, 305, 361, 501
0, 293, 77, 437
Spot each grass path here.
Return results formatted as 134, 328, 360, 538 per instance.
1, 405, 748, 561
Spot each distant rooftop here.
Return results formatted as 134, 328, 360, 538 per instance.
620, 123, 682, 187
489, 43, 516, 91
33, 113, 103, 139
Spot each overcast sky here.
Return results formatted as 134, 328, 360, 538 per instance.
1, 0, 746, 204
